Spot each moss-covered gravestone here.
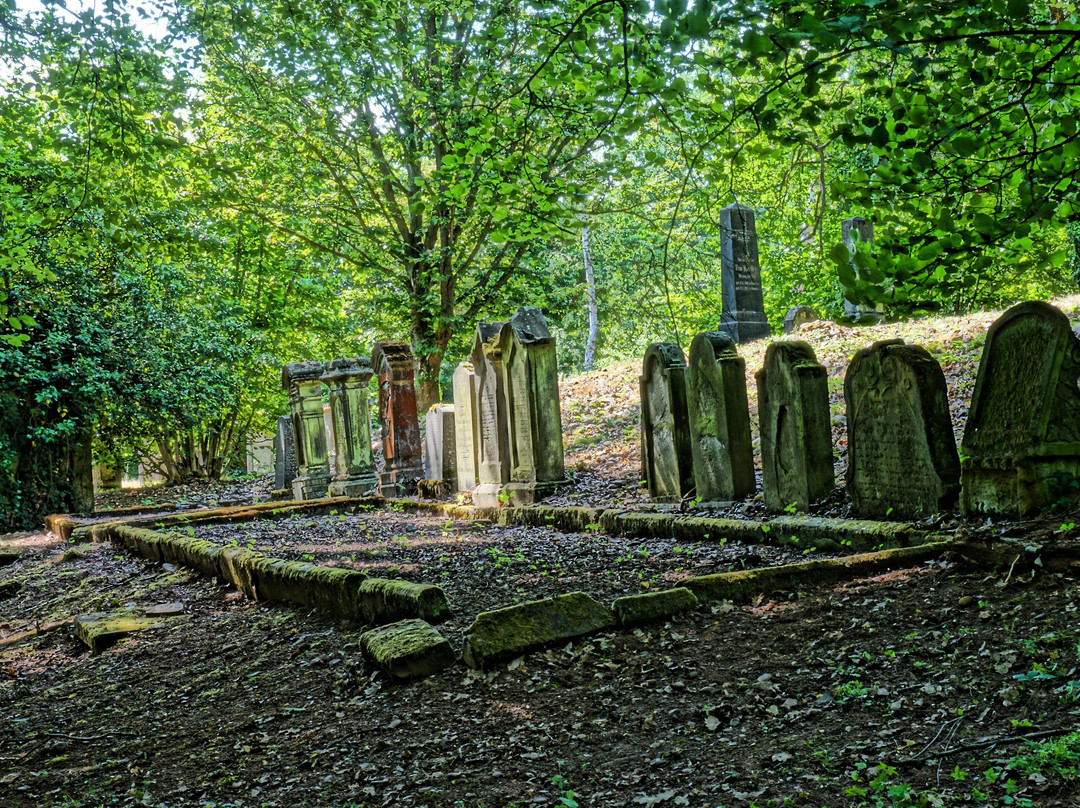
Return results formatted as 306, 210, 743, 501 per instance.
272, 415, 298, 494
371, 342, 423, 497
323, 357, 378, 498
961, 302, 1080, 516
452, 362, 480, 493
282, 362, 332, 500
496, 307, 567, 505
756, 341, 834, 511
470, 321, 511, 507
717, 203, 771, 344
782, 306, 819, 334
686, 332, 754, 503
641, 342, 694, 503
845, 340, 960, 518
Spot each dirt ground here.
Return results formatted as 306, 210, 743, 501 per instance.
4, 492, 1080, 808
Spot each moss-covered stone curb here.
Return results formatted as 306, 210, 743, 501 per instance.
73, 609, 178, 654
44, 514, 78, 540
360, 619, 456, 680
104, 524, 449, 625
462, 591, 616, 670
0, 548, 22, 566
612, 587, 699, 627
682, 541, 949, 604
597, 510, 917, 553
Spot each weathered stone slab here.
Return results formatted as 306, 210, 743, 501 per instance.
273, 415, 298, 492
462, 591, 615, 670
470, 321, 511, 506
371, 342, 424, 497
841, 216, 885, 324
73, 608, 176, 654
323, 358, 378, 498
756, 341, 834, 511
717, 203, 771, 343
613, 588, 699, 627
452, 362, 480, 493
360, 619, 456, 680
845, 339, 960, 518
782, 306, 819, 334
686, 332, 755, 503
640, 343, 694, 503
496, 307, 567, 505
961, 301, 1080, 516
282, 362, 332, 500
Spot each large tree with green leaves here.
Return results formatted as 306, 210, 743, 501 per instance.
175, 0, 665, 407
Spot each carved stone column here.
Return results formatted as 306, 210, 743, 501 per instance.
282, 362, 332, 500
323, 357, 378, 498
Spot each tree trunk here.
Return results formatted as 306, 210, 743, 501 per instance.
582, 226, 599, 371
415, 349, 443, 415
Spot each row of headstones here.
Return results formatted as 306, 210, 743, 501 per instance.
717, 204, 882, 343
643, 301, 1080, 518
277, 345, 424, 501
275, 307, 568, 507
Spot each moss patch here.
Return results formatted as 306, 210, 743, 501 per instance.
360, 619, 456, 679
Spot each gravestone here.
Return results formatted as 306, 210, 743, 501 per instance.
717, 203, 771, 344
95, 460, 122, 491
961, 302, 1080, 516
841, 216, 885, 324
782, 306, 819, 334
282, 362, 332, 500
371, 342, 424, 497
845, 339, 960, 518
640, 342, 694, 502
245, 435, 274, 475
685, 332, 755, 504
470, 321, 511, 507
756, 341, 834, 511
273, 415, 298, 492
452, 362, 480, 493
423, 403, 457, 483
496, 307, 567, 504
323, 357, 378, 498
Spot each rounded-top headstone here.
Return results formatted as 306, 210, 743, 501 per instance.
782, 306, 819, 334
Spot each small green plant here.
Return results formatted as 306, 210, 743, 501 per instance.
784, 501, 798, 514
552, 761, 579, 808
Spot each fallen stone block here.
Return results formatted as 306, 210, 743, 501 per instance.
73, 606, 181, 654
462, 591, 615, 670
358, 578, 451, 624
613, 587, 699, 627
0, 548, 21, 566
361, 619, 456, 679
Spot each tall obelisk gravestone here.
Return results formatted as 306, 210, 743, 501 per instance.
717, 203, 771, 344
841, 216, 885, 324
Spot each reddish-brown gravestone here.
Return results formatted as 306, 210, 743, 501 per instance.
371, 342, 423, 497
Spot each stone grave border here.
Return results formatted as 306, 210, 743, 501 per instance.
45, 499, 947, 677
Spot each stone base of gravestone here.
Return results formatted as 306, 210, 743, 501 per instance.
843, 299, 885, 325
416, 479, 454, 501
379, 472, 419, 499
962, 457, 1080, 517
501, 479, 570, 507
717, 316, 771, 344
269, 488, 293, 502
782, 306, 819, 334
329, 471, 378, 498
292, 472, 332, 501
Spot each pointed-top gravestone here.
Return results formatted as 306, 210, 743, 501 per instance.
756, 341, 834, 511
717, 203, 771, 344
841, 216, 885, 325
686, 332, 754, 504
961, 302, 1080, 516
845, 339, 960, 518
640, 343, 694, 502
371, 342, 423, 497
452, 361, 480, 493
470, 321, 510, 507
322, 357, 378, 498
282, 362, 332, 500
496, 307, 567, 504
